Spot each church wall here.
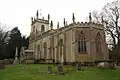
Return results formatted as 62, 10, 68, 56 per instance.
100, 30, 109, 60
58, 33, 64, 62
29, 42, 35, 50
75, 27, 90, 62
102, 30, 109, 60
41, 36, 50, 59
33, 34, 51, 60
35, 40, 41, 59
48, 35, 54, 60
71, 29, 76, 62
65, 30, 72, 62
70, 29, 76, 62
29, 42, 36, 59
90, 28, 109, 62
89, 28, 97, 61
53, 28, 76, 63
53, 36, 58, 62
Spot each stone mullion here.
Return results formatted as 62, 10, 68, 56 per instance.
79, 40, 81, 53
83, 39, 85, 53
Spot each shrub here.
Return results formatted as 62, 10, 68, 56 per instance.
0, 60, 5, 69
34, 59, 40, 64
4, 59, 14, 64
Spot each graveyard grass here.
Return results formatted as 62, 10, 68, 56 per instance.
0, 64, 120, 80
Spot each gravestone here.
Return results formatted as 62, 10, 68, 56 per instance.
0, 60, 5, 69
57, 64, 64, 75
47, 66, 52, 74
76, 63, 81, 71
109, 62, 115, 69
97, 61, 116, 69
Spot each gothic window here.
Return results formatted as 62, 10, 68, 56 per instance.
41, 25, 45, 32
33, 26, 35, 32
43, 42, 47, 59
78, 31, 87, 54
49, 47, 52, 59
96, 32, 101, 54
35, 44, 36, 49
36, 29, 38, 34
60, 39, 63, 56
37, 45, 40, 59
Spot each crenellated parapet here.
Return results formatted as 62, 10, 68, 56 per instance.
71, 22, 104, 29
31, 18, 49, 25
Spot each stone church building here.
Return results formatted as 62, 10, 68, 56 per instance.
28, 10, 109, 64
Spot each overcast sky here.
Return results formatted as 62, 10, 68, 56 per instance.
0, 0, 114, 36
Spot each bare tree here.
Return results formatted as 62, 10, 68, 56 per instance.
91, 0, 120, 62
92, 0, 120, 48
0, 23, 9, 43
0, 23, 9, 59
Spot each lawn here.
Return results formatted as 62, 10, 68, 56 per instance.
0, 64, 120, 80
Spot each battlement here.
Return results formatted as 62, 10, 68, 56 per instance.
74, 22, 103, 28
54, 21, 104, 34
31, 18, 49, 25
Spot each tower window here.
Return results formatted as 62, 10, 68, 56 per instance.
41, 25, 45, 32
33, 26, 35, 32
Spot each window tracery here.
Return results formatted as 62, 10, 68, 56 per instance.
77, 31, 87, 54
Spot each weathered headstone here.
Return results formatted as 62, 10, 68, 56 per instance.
76, 63, 81, 71
108, 62, 116, 69
47, 66, 52, 74
0, 60, 5, 69
97, 61, 116, 69
109, 63, 115, 69
57, 64, 64, 75
97, 62, 105, 68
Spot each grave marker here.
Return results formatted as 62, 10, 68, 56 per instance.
47, 66, 52, 74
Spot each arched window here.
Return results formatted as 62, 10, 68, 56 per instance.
59, 39, 63, 56
77, 31, 87, 54
41, 25, 45, 32
37, 45, 40, 59
43, 42, 47, 59
96, 32, 101, 54
33, 26, 35, 32
36, 29, 38, 34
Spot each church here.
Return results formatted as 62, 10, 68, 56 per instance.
27, 10, 109, 64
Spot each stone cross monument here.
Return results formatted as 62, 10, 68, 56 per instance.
13, 47, 19, 64
20, 47, 25, 63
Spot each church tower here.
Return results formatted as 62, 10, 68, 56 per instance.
31, 10, 50, 35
